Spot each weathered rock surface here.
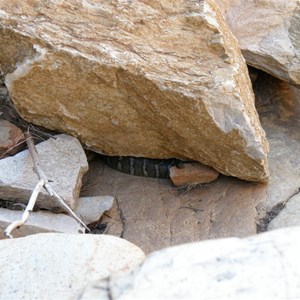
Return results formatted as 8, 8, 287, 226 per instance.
216, 0, 300, 85
0, 233, 145, 299
253, 71, 300, 231
0, 208, 84, 238
80, 226, 300, 300
0, 119, 24, 158
0, 134, 88, 211
0, 0, 269, 181
75, 196, 114, 225
82, 70, 300, 254
268, 193, 300, 231
169, 162, 219, 186
82, 159, 260, 254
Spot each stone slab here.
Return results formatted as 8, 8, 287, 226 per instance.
0, 134, 88, 211
0, 207, 84, 239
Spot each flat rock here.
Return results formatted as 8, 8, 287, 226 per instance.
0, 207, 84, 239
82, 159, 259, 254
0, 134, 88, 211
75, 196, 114, 225
0, 233, 145, 299
0, 0, 268, 181
0, 120, 24, 158
216, 0, 300, 85
169, 162, 219, 186
80, 226, 300, 299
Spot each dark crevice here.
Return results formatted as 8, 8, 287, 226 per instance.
257, 187, 300, 232
115, 197, 125, 238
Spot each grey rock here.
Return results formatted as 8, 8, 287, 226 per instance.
0, 207, 84, 238
75, 196, 114, 225
80, 227, 300, 300
0, 134, 88, 211
268, 193, 300, 230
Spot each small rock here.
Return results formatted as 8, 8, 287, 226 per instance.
0, 233, 145, 299
0, 120, 25, 158
0, 134, 88, 211
80, 227, 300, 299
169, 162, 219, 186
0, 207, 84, 239
75, 196, 114, 225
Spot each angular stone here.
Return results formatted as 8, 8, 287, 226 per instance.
216, 0, 300, 85
80, 227, 300, 300
0, 120, 25, 158
0, 233, 145, 299
75, 196, 114, 225
0, 207, 84, 239
169, 162, 219, 186
0, 134, 88, 211
0, 0, 269, 181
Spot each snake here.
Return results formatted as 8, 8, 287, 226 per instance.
103, 156, 181, 178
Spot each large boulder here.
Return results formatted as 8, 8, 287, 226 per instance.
80, 227, 300, 299
0, 233, 145, 299
216, 0, 300, 85
0, 0, 269, 181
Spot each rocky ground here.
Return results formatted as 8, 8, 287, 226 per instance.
79, 69, 300, 254
0, 0, 300, 299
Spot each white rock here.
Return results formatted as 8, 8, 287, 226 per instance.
80, 227, 300, 299
75, 196, 114, 224
0, 207, 84, 238
0, 233, 145, 299
0, 134, 88, 211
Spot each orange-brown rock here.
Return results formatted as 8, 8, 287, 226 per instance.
170, 162, 219, 186
0, 0, 269, 181
0, 120, 24, 158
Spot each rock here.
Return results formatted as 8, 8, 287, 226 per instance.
0, 207, 84, 239
0, 120, 25, 158
268, 193, 300, 231
216, 0, 300, 85
169, 162, 219, 186
75, 196, 114, 225
253, 71, 300, 226
80, 70, 300, 254
0, 233, 145, 299
0, 134, 88, 211
81, 159, 259, 254
0, 0, 269, 182
80, 226, 300, 300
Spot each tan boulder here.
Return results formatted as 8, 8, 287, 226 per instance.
216, 0, 300, 85
0, 0, 269, 181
